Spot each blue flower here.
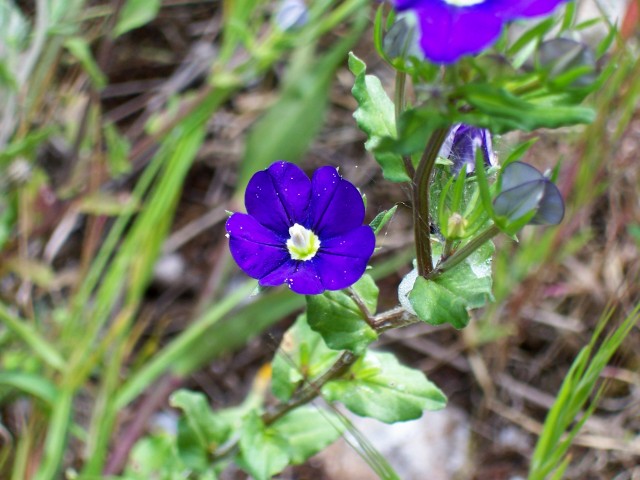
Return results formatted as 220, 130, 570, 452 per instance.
393, 0, 569, 63
226, 161, 376, 295
440, 124, 496, 174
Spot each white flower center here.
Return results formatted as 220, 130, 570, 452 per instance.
286, 224, 320, 261
443, 0, 487, 6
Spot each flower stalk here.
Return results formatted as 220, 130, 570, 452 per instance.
427, 223, 501, 279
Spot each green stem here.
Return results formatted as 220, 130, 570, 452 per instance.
413, 127, 450, 277
427, 224, 501, 279
394, 71, 414, 178
262, 351, 357, 425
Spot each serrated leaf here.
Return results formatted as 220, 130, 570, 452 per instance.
306, 275, 378, 354
238, 413, 290, 480
322, 350, 447, 423
370, 205, 397, 235
271, 315, 341, 401
270, 406, 343, 465
348, 52, 409, 182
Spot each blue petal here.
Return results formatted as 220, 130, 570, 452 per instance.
226, 213, 289, 279
245, 161, 311, 236
314, 226, 376, 291
412, 2, 505, 63
489, 0, 568, 19
259, 259, 324, 295
308, 166, 366, 239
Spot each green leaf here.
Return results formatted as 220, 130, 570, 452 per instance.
377, 107, 450, 156
170, 390, 231, 470
0, 371, 58, 405
104, 123, 132, 177
409, 277, 470, 328
114, 0, 162, 37
306, 275, 378, 354
457, 84, 595, 133
238, 413, 290, 480
270, 406, 343, 465
125, 435, 188, 480
322, 350, 447, 423
409, 240, 494, 328
370, 205, 397, 235
271, 315, 341, 401
64, 37, 107, 90
436, 241, 494, 309
351, 273, 379, 314
348, 52, 409, 182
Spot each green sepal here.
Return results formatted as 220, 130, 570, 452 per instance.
306, 275, 378, 354
370, 205, 398, 235
322, 350, 447, 423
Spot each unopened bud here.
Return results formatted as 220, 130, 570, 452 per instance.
447, 213, 468, 239
493, 161, 564, 225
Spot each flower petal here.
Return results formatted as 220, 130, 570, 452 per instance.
308, 166, 366, 238
314, 226, 375, 291
490, 0, 568, 19
226, 213, 289, 279
259, 260, 324, 295
245, 161, 311, 236
413, 3, 504, 63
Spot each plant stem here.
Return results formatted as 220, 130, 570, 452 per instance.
394, 70, 414, 178
347, 287, 375, 327
427, 224, 501, 279
413, 127, 450, 277
262, 351, 357, 425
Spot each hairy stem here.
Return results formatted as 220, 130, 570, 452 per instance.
413, 127, 450, 277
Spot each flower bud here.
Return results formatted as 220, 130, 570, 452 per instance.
493, 161, 564, 225
439, 124, 496, 174
446, 212, 468, 239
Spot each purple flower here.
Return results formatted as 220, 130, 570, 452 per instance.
440, 124, 496, 174
226, 161, 376, 295
393, 0, 569, 63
